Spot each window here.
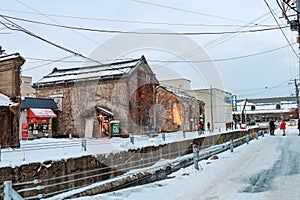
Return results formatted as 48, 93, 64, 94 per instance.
276, 104, 281, 109
251, 105, 255, 111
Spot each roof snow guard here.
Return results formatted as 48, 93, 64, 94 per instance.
158, 85, 204, 103
33, 56, 145, 87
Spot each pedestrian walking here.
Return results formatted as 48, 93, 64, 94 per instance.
197, 122, 203, 135
280, 120, 286, 136
298, 119, 300, 136
207, 122, 211, 132
269, 120, 275, 136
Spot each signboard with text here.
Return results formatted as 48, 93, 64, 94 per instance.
232, 95, 237, 111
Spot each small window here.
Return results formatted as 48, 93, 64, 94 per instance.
251, 105, 255, 111
276, 104, 281, 109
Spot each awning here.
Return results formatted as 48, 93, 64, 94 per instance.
27, 108, 57, 118
96, 107, 114, 117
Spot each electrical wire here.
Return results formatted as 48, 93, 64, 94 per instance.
151, 8, 282, 67
14, 0, 100, 46
0, 14, 288, 36
264, 0, 299, 59
23, 42, 295, 66
0, 16, 102, 65
0, 8, 277, 28
22, 55, 74, 72
131, 0, 260, 25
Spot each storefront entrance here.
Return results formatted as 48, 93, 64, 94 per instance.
26, 108, 57, 138
96, 107, 113, 137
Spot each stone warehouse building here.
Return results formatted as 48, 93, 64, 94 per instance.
33, 56, 159, 138
0, 53, 25, 148
156, 85, 205, 132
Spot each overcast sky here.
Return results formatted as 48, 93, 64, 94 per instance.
1, 0, 299, 99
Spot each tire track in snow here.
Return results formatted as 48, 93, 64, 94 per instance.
241, 136, 300, 194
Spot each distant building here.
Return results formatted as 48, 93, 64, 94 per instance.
20, 76, 36, 97
160, 78, 191, 91
233, 97, 298, 123
0, 53, 25, 148
189, 88, 232, 131
33, 56, 159, 138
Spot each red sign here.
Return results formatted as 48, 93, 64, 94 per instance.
22, 130, 28, 139
21, 124, 29, 139
22, 124, 28, 129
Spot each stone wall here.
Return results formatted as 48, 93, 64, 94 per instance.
0, 128, 259, 199
0, 54, 25, 148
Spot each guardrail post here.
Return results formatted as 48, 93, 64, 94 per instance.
4, 181, 12, 200
246, 134, 250, 144
81, 139, 87, 151
183, 131, 186, 138
230, 139, 234, 152
192, 144, 200, 170
162, 133, 165, 141
130, 136, 134, 145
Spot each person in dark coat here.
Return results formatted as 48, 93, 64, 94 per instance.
269, 120, 275, 136
298, 119, 300, 136
207, 122, 211, 132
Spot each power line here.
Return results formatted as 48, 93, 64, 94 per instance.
14, 0, 100, 46
264, 0, 299, 59
151, 8, 282, 67
23, 42, 294, 71
131, 0, 261, 25
241, 76, 297, 97
0, 16, 102, 65
0, 14, 288, 36
22, 55, 74, 72
0, 8, 278, 28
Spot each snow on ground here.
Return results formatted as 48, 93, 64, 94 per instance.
0, 129, 227, 168
73, 128, 300, 200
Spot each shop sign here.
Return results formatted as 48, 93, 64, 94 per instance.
232, 95, 237, 111
22, 124, 29, 139
28, 118, 49, 124
112, 123, 120, 135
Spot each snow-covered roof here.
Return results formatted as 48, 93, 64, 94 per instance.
0, 93, 15, 107
158, 85, 204, 103
33, 57, 145, 87
0, 53, 21, 62
233, 97, 297, 115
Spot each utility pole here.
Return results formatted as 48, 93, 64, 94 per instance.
282, 0, 300, 118
297, 0, 300, 118
295, 79, 299, 118
210, 86, 214, 132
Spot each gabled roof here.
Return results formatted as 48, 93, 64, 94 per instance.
157, 85, 204, 103
22, 97, 58, 110
33, 56, 146, 87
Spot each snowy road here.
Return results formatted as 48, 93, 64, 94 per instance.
75, 128, 300, 200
